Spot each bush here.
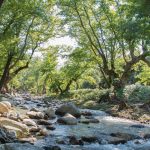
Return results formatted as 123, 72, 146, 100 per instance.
124, 84, 150, 103
69, 88, 110, 101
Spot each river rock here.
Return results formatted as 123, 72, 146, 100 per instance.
81, 136, 98, 143
46, 125, 56, 130
144, 134, 150, 139
39, 128, 48, 136
0, 117, 29, 137
107, 136, 127, 144
110, 132, 139, 141
69, 136, 84, 145
44, 108, 56, 119
29, 126, 41, 132
0, 143, 44, 150
43, 146, 61, 150
19, 137, 37, 144
81, 111, 92, 116
30, 108, 39, 112
26, 111, 44, 119
57, 113, 78, 125
1, 101, 11, 109
55, 103, 81, 118
0, 127, 16, 143
37, 119, 52, 125
23, 119, 37, 127
79, 118, 99, 124
0, 102, 10, 113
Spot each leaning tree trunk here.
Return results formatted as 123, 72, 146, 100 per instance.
0, 0, 4, 8
0, 54, 12, 93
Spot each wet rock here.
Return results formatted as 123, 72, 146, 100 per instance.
37, 119, 52, 125
0, 102, 10, 113
26, 111, 44, 119
56, 138, 66, 144
79, 118, 99, 124
144, 134, 150, 139
37, 103, 42, 107
0, 117, 29, 138
81, 136, 98, 143
29, 127, 41, 133
43, 146, 61, 150
19, 137, 37, 144
44, 108, 56, 119
30, 108, 39, 112
23, 119, 37, 127
0, 143, 44, 150
44, 114, 49, 120
110, 132, 139, 141
55, 103, 81, 118
107, 137, 126, 144
38, 128, 48, 136
0, 127, 16, 143
46, 125, 56, 130
69, 136, 83, 145
131, 124, 145, 128
57, 113, 78, 125
20, 105, 29, 110
81, 111, 92, 116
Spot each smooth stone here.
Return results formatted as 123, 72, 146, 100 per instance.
56, 103, 81, 118
29, 127, 41, 132
37, 119, 52, 125
26, 111, 44, 119
19, 137, 37, 144
1, 101, 11, 109
0, 102, 10, 113
23, 119, 37, 127
44, 108, 56, 119
57, 113, 78, 125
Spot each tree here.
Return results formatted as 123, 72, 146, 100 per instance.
58, 0, 150, 99
48, 47, 94, 95
0, 0, 56, 92
0, 0, 4, 8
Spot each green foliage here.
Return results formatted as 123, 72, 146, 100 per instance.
68, 88, 110, 101
124, 84, 150, 103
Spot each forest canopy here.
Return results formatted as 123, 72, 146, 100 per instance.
0, 0, 150, 101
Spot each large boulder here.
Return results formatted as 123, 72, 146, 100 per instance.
56, 103, 81, 118
0, 102, 10, 114
0, 117, 29, 138
26, 111, 44, 119
57, 113, 78, 125
44, 108, 56, 119
0, 143, 44, 150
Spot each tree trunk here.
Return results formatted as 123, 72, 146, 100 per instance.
60, 80, 73, 95
0, 54, 12, 93
0, 0, 4, 8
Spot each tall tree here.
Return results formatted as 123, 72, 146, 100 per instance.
58, 0, 150, 99
0, 0, 56, 92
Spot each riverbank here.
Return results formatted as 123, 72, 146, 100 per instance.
0, 94, 150, 150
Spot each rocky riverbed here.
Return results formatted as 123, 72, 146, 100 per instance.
0, 94, 150, 150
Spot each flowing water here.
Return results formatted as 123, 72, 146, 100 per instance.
4, 96, 150, 150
